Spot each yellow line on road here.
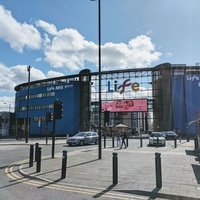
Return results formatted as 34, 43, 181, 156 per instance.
5, 160, 146, 200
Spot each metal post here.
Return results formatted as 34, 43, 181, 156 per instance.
61, 150, 67, 179
155, 153, 162, 188
52, 134, 55, 159
35, 143, 39, 162
52, 113, 56, 158
157, 137, 159, 147
45, 119, 48, 145
113, 152, 118, 185
29, 145, 34, 167
26, 66, 31, 143
112, 136, 114, 148
104, 134, 106, 148
126, 137, 128, 147
140, 137, 143, 148
174, 138, 177, 148
194, 136, 198, 149
98, 0, 102, 160
36, 147, 42, 173
91, 0, 102, 160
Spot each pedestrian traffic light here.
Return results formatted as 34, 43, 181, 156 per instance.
46, 111, 53, 122
54, 99, 63, 119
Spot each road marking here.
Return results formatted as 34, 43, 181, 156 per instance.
5, 160, 146, 200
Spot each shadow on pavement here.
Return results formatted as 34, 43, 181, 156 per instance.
114, 188, 200, 200
67, 159, 99, 169
93, 184, 117, 198
192, 164, 200, 184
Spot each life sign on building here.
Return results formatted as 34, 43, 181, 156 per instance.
47, 84, 73, 92
187, 75, 200, 87
107, 78, 140, 94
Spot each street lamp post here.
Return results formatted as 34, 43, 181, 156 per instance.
26, 66, 31, 143
91, 0, 102, 159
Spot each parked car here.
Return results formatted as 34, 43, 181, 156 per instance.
149, 132, 166, 146
162, 131, 178, 140
67, 131, 99, 146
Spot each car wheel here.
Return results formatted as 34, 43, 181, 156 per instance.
95, 139, 99, 145
79, 140, 84, 146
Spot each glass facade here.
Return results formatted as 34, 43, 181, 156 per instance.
14, 63, 200, 137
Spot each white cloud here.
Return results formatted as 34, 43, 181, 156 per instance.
46, 70, 64, 78
0, 96, 15, 112
41, 24, 161, 71
146, 30, 152, 35
0, 62, 65, 111
0, 4, 161, 72
0, 5, 41, 52
36, 20, 58, 35
166, 52, 173, 57
43, 28, 97, 71
0, 63, 64, 92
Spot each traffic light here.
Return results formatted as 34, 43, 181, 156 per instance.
46, 112, 53, 122
54, 99, 63, 119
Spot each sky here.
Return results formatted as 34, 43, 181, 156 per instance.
0, 0, 200, 112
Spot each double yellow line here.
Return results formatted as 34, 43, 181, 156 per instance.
5, 159, 146, 200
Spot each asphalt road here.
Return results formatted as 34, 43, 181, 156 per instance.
0, 138, 113, 200
1, 137, 199, 200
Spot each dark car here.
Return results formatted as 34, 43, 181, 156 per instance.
162, 131, 178, 140
67, 131, 99, 146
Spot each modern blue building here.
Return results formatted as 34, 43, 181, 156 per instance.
14, 63, 200, 138
14, 69, 91, 137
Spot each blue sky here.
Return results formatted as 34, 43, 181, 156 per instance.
0, 0, 200, 111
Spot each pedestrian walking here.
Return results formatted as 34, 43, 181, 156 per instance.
116, 130, 121, 147
121, 131, 127, 149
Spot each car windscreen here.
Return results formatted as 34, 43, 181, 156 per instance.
75, 132, 86, 137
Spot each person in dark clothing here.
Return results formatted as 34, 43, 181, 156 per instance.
120, 131, 127, 149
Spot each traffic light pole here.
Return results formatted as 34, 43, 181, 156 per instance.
45, 120, 48, 145
52, 115, 55, 159
51, 99, 63, 159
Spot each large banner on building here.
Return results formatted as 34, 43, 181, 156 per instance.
102, 99, 148, 112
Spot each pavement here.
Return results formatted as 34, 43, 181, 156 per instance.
3, 137, 200, 200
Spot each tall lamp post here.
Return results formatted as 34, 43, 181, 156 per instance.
26, 66, 31, 143
91, 0, 102, 159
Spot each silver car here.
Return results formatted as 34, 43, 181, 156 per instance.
67, 131, 99, 146
149, 132, 166, 146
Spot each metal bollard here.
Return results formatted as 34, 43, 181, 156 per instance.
61, 150, 68, 179
157, 137, 159, 147
187, 134, 190, 142
194, 137, 198, 149
35, 143, 39, 162
113, 152, 118, 185
36, 147, 42, 173
174, 138, 177, 148
126, 137, 128, 147
140, 137, 143, 148
155, 153, 162, 188
52, 134, 55, 159
29, 145, 34, 167
112, 136, 115, 148
104, 134, 106, 149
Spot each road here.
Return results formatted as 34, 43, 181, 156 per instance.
1, 137, 199, 200
0, 138, 112, 200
